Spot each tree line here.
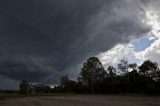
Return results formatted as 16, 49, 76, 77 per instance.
19, 57, 160, 95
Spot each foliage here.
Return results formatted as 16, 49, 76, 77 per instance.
18, 57, 160, 95
60, 75, 77, 92
76, 58, 160, 95
139, 60, 159, 76
78, 57, 107, 93
33, 84, 51, 93
19, 80, 31, 95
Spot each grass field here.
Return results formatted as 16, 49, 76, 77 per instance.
0, 95, 160, 106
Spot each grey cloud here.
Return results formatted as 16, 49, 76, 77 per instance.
0, 75, 19, 90
0, 53, 59, 82
0, 0, 155, 89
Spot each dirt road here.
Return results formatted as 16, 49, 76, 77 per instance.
0, 95, 160, 106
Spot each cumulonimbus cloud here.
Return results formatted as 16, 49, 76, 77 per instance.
0, 0, 156, 89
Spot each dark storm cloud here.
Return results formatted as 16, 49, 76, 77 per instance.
0, 0, 153, 88
0, 52, 59, 82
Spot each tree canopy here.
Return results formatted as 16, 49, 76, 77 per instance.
78, 57, 107, 93
18, 57, 160, 95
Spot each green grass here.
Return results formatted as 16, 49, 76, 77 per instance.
0, 92, 159, 101
0, 93, 19, 101
0, 92, 76, 101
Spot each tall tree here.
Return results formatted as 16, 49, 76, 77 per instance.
118, 57, 128, 74
128, 63, 138, 71
107, 66, 116, 77
19, 80, 31, 95
60, 75, 69, 88
60, 75, 77, 92
139, 60, 158, 77
78, 57, 107, 93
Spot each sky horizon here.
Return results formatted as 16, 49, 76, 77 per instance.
0, 0, 160, 90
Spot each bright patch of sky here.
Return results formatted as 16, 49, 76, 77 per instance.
97, 9, 160, 69
131, 34, 157, 52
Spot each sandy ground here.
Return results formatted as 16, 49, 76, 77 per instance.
0, 95, 160, 106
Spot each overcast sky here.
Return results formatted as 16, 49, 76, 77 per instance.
0, 0, 160, 89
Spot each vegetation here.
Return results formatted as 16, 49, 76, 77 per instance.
57, 57, 160, 95
19, 80, 31, 95
15, 57, 160, 95
77, 57, 107, 94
